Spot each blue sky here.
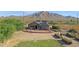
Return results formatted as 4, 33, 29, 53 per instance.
49, 11, 79, 17
0, 11, 79, 18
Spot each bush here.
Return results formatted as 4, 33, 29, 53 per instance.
66, 29, 78, 38
49, 21, 57, 25
0, 18, 24, 43
51, 25, 60, 32
52, 25, 59, 29
68, 29, 77, 33
66, 33, 75, 38
0, 23, 16, 43
1, 18, 24, 31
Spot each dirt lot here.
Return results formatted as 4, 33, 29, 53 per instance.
60, 25, 79, 30
2, 29, 79, 47
3, 31, 54, 47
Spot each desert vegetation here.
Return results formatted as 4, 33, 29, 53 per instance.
0, 11, 79, 47
0, 18, 24, 43
0, 18, 79, 47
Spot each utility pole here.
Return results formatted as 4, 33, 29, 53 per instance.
77, 13, 78, 24
23, 11, 24, 23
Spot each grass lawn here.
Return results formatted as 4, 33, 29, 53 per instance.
14, 39, 63, 47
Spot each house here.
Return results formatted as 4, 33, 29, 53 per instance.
28, 20, 49, 30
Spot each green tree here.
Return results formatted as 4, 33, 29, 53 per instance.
0, 23, 16, 43
1, 18, 24, 31
0, 18, 24, 43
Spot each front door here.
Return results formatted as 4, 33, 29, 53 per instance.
35, 25, 38, 30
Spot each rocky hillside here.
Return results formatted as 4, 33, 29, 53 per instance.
0, 11, 78, 23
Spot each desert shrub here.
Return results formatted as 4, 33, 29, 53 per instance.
52, 25, 59, 29
0, 23, 16, 43
68, 29, 77, 33
48, 21, 57, 25
66, 33, 75, 38
51, 25, 60, 32
1, 18, 24, 31
0, 18, 24, 43
66, 29, 78, 38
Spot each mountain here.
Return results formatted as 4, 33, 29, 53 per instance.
0, 11, 78, 24
31, 11, 78, 21
30, 11, 63, 21
32, 11, 63, 18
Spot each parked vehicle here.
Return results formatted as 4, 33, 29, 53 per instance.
74, 34, 79, 41
61, 36, 72, 45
